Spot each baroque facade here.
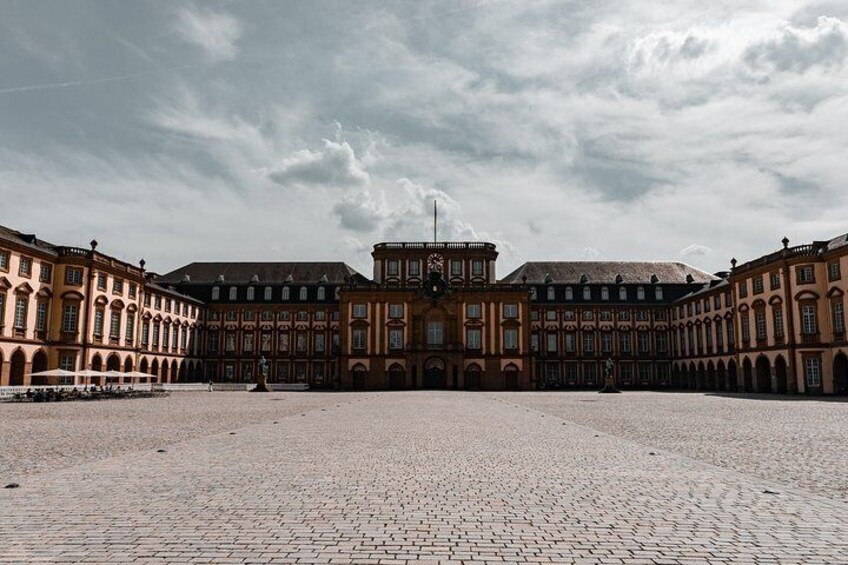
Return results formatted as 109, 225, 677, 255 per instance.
0, 223, 846, 394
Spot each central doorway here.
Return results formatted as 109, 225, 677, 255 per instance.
423, 357, 447, 389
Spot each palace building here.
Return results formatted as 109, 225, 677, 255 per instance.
0, 222, 846, 394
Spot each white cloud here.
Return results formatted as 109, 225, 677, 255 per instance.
744, 16, 848, 74
270, 140, 370, 188
680, 244, 712, 257
173, 3, 242, 61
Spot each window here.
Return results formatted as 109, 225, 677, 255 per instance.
35, 301, 47, 332
142, 321, 150, 346
753, 276, 764, 294
261, 310, 273, 321
244, 333, 254, 352
261, 333, 272, 352
547, 286, 556, 300
109, 310, 121, 340
282, 287, 291, 300
636, 310, 648, 321
466, 304, 481, 318
408, 260, 420, 277
504, 328, 518, 350
581, 310, 594, 321
389, 329, 404, 350
206, 332, 217, 355
725, 292, 732, 308
755, 309, 767, 342
152, 323, 161, 348
563, 310, 576, 321
503, 303, 518, 318
656, 332, 667, 353
278, 332, 289, 352
805, 356, 821, 388
831, 300, 844, 334
62, 303, 79, 333
545, 309, 557, 321
738, 281, 748, 298
695, 302, 701, 315
770, 272, 781, 290
352, 304, 367, 318
387, 260, 399, 276
180, 326, 187, 349
246, 287, 255, 301
582, 333, 595, 353
314, 310, 326, 321
96, 272, 107, 291
715, 323, 723, 351
797, 265, 814, 284
801, 304, 817, 335
638, 332, 650, 354
13, 296, 27, 329
714, 295, 722, 310
352, 329, 366, 350
129, 283, 137, 299
39, 263, 52, 283
93, 308, 105, 337
296, 311, 308, 321
619, 287, 627, 300
389, 304, 404, 319
229, 287, 237, 300
601, 287, 609, 301
0, 251, 8, 271
244, 310, 255, 321
565, 332, 576, 353
59, 354, 75, 372
654, 286, 663, 300
582, 286, 591, 300
543, 332, 555, 353
741, 315, 750, 342
773, 306, 785, 338
619, 333, 632, 353
829, 262, 841, 282
427, 321, 444, 346
211, 287, 220, 301
299, 287, 308, 300
531, 310, 540, 321
65, 267, 83, 285
565, 287, 573, 300
112, 278, 123, 295
467, 328, 482, 350
726, 318, 734, 351
530, 333, 539, 352
618, 310, 630, 321
315, 333, 325, 352
19, 256, 32, 277
279, 310, 291, 321
636, 286, 645, 301
317, 287, 326, 301
224, 332, 235, 352
450, 260, 462, 276
472, 260, 484, 277
601, 332, 612, 353
225, 310, 237, 321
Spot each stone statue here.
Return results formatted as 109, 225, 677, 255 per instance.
599, 357, 621, 394
251, 356, 270, 393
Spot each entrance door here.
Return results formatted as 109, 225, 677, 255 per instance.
423, 357, 447, 389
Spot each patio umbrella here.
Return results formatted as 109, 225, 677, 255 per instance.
28, 369, 76, 378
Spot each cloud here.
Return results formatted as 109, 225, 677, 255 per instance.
173, 3, 242, 61
679, 244, 712, 257
269, 140, 370, 188
744, 16, 848, 73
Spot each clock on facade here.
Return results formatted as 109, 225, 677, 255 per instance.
427, 253, 444, 273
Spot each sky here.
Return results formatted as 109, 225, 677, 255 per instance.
1, 0, 847, 278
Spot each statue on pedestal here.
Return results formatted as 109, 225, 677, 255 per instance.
599, 357, 621, 394
251, 356, 270, 393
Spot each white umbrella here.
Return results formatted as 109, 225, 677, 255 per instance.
124, 371, 153, 379
28, 369, 76, 378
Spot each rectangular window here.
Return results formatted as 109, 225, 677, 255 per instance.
129, 283, 137, 299
601, 332, 612, 353
565, 332, 576, 353
94, 308, 104, 337
829, 262, 841, 282
530, 333, 539, 352
35, 301, 48, 332
619, 333, 632, 354
109, 310, 121, 340
805, 356, 821, 388
503, 303, 518, 318
582, 333, 595, 353
714, 295, 722, 310
832, 301, 845, 334
143, 323, 151, 346
278, 332, 289, 352
152, 324, 161, 348
243, 333, 254, 352
59, 354, 75, 372
656, 332, 667, 353
39, 263, 52, 283
427, 321, 443, 346
638, 332, 650, 353
466, 304, 481, 319
314, 333, 325, 353
352, 304, 367, 318
387, 260, 399, 276
753, 276, 764, 294
545, 333, 557, 353
755, 309, 767, 341
450, 259, 462, 276
770, 272, 781, 290
408, 260, 421, 277
126, 312, 135, 343
581, 310, 594, 321
797, 265, 815, 284
773, 307, 784, 338
471, 259, 484, 277
97, 273, 107, 290
503, 328, 518, 350
352, 329, 366, 350
389, 329, 404, 350
296, 333, 308, 353
715, 323, 723, 352
546, 309, 557, 321
801, 304, 817, 335
0, 251, 8, 271
65, 267, 83, 285
738, 281, 748, 298
467, 328, 482, 350
741, 316, 751, 342
113, 278, 124, 295
62, 304, 79, 333
388, 304, 404, 319
19, 256, 32, 277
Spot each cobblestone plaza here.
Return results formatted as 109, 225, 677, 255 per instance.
2, 392, 847, 564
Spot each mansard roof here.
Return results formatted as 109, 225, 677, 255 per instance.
145, 281, 205, 304
500, 261, 716, 285
826, 232, 848, 252
157, 262, 360, 285
0, 225, 59, 256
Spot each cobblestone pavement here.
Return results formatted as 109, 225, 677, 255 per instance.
495, 391, 848, 502
2, 391, 847, 564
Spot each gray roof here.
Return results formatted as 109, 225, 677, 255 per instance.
677, 278, 730, 301
145, 281, 205, 304
826, 232, 848, 252
500, 261, 716, 285
0, 225, 58, 256
157, 262, 360, 285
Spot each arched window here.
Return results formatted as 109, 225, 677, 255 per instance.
317, 287, 325, 301
565, 286, 573, 300
601, 286, 609, 301
246, 287, 255, 301
282, 287, 290, 300
211, 287, 220, 301
530, 287, 537, 300
299, 287, 308, 300
547, 286, 555, 300
229, 287, 237, 301
264, 286, 272, 301
654, 286, 663, 300
619, 287, 627, 300
583, 286, 591, 300
637, 286, 645, 300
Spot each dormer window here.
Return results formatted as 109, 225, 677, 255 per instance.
317, 287, 326, 301
246, 287, 255, 301
565, 286, 573, 300
601, 286, 609, 301
282, 287, 290, 300
229, 287, 237, 301
472, 260, 484, 277
620, 287, 628, 300
546, 286, 555, 301
582, 286, 591, 300
387, 260, 399, 277
299, 287, 308, 300
655, 286, 663, 300
450, 260, 463, 276
211, 287, 220, 301
530, 287, 537, 300
408, 260, 421, 277
637, 286, 645, 300
264, 286, 272, 301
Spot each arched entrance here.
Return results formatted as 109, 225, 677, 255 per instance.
31, 350, 49, 386
388, 363, 404, 389
503, 363, 519, 390
697, 362, 706, 390
9, 350, 26, 387
123, 357, 133, 373
106, 354, 121, 372
775, 355, 788, 394
728, 360, 738, 391
834, 353, 848, 395
706, 362, 716, 390
150, 359, 159, 383
742, 358, 753, 392
352, 363, 367, 390
91, 354, 103, 372
688, 362, 697, 390
755, 356, 771, 393
717, 360, 726, 392
464, 363, 482, 390
423, 357, 447, 389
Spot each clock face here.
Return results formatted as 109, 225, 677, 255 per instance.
427, 253, 444, 273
